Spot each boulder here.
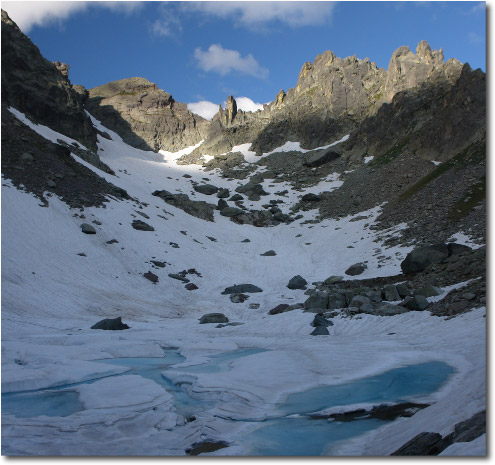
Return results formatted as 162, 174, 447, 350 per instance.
304, 292, 329, 310
217, 188, 230, 199
382, 284, 400, 301
287, 275, 308, 290
229, 194, 244, 201
324, 276, 344, 285
91, 317, 130, 330
152, 190, 215, 222
447, 243, 472, 257
132, 220, 155, 231
400, 243, 449, 274
391, 432, 444, 456
185, 283, 198, 290
81, 223, 96, 234
371, 303, 410, 316
303, 147, 340, 168
312, 313, 332, 327
221, 284, 263, 294
349, 295, 372, 312
168, 273, 190, 283
396, 283, 411, 298
402, 294, 429, 311
193, 184, 218, 195
310, 326, 329, 336
199, 313, 229, 324
143, 271, 158, 283
415, 285, 442, 297
217, 199, 228, 210
301, 193, 321, 202
260, 250, 277, 256
220, 207, 244, 217
345, 263, 367, 276
268, 304, 290, 315
327, 293, 347, 309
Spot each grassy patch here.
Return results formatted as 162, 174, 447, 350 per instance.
369, 135, 410, 169
448, 176, 486, 222
397, 141, 486, 203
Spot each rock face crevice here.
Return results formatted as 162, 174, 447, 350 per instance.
86, 77, 209, 152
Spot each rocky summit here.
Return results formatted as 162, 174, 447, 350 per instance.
0, 8, 486, 459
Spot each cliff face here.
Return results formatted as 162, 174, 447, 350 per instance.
1, 10, 98, 152
86, 77, 209, 152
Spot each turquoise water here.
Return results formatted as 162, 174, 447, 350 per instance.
2, 352, 454, 456
241, 361, 455, 456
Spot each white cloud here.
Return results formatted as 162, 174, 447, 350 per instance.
188, 97, 265, 120
194, 44, 268, 79
2, 1, 142, 33
151, 15, 182, 37
187, 101, 220, 120
183, 1, 336, 28
468, 32, 483, 44
236, 97, 264, 112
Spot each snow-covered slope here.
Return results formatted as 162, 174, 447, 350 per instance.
1, 109, 486, 456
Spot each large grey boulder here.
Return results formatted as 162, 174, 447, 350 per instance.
221, 284, 263, 294
345, 263, 367, 276
447, 243, 472, 257
268, 304, 290, 315
349, 295, 373, 312
193, 184, 219, 195
415, 285, 442, 297
217, 188, 230, 199
382, 284, 400, 301
391, 432, 444, 456
402, 294, 429, 311
371, 303, 410, 316
199, 313, 229, 324
153, 190, 215, 222
287, 275, 308, 290
220, 207, 244, 217
81, 223, 96, 234
303, 147, 340, 167
132, 220, 155, 231
310, 326, 329, 336
327, 293, 347, 309
91, 317, 130, 330
400, 243, 449, 274
304, 292, 329, 311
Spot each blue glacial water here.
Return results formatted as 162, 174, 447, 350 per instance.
2, 350, 454, 456
240, 361, 455, 456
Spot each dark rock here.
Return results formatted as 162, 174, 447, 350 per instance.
150, 260, 166, 268
447, 243, 472, 257
391, 432, 444, 456
206, 236, 217, 242
249, 303, 260, 309
81, 223, 96, 234
401, 243, 449, 274
229, 194, 244, 201
185, 283, 198, 290
91, 317, 130, 330
144, 271, 158, 283
217, 199, 228, 210
402, 294, 429, 310
382, 284, 400, 301
153, 190, 215, 222
168, 273, 190, 283
186, 440, 229, 456
451, 410, 485, 443
345, 263, 367, 276
324, 275, 344, 285
221, 284, 263, 294
396, 283, 411, 298
349, 295, 372, 312
199, 313, 229, 324
268, 304, 290, 315
303, 148, 340, 168
312, 313, 332, 327
304, 292, 329, 311
241, 238, 251, 243
220, 207, 244, 217
260, 250, 277, 256
106, 239, 119, 244
132, 220, 154, 231
415, 285, 442, 297
370, 302, 410, 316
327, 293, 347, 310
301, 193, 321, 202
310, 326, 329, 336
217, 188, 230, 198
194, 184, 219, 195
287, 275, 308, 290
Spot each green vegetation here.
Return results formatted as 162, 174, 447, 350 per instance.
448, 176, 486, 222
117, 91, 138, 96
368, 135, 410, 168
397, 141, 486, 204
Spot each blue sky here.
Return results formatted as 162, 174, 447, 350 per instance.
3, 1, 486, 119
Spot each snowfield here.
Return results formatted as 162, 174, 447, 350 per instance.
1, 109, 486, 456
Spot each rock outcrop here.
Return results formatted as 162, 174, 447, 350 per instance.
86, 77, 209, 152
1, 10, 98, 151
